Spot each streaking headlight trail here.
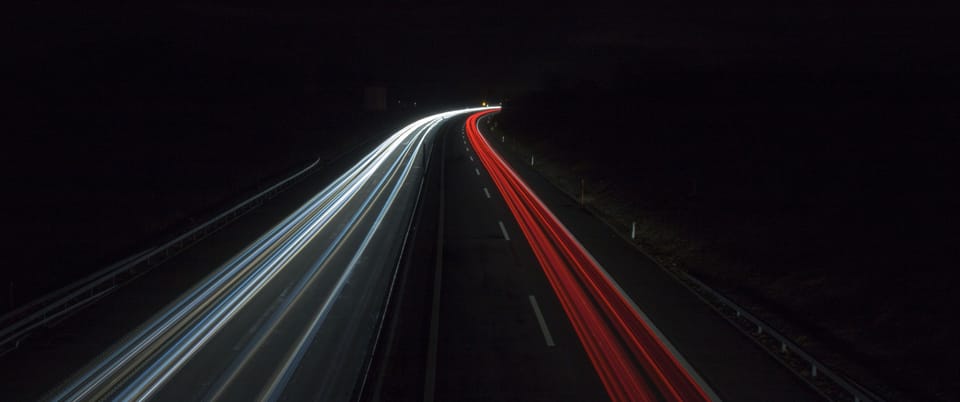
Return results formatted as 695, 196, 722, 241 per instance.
465, 109, 717, 402
51, 107, 492, 401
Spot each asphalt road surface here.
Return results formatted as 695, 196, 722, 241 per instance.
432, 114, 611, 401
428, 110, 825, 401
2, 108, 825, 401
46, 108, 488, 401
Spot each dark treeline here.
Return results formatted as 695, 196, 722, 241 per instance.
498, 66, 960, 398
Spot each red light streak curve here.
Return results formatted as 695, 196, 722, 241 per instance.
465, 110, 712, 402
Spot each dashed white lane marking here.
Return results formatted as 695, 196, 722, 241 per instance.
483, 187, 491, 199
529, 295, 556, 347
469, 155, 473, 161
234, 284, 291, 351
498, 220, 510, 241
474, 168, 480, 176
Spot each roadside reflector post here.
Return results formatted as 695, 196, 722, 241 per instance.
501, 135, 505, 143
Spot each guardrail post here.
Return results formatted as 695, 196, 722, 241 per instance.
673, 261, 880, 401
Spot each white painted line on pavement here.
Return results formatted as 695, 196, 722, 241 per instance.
483, 187, 491, 199
474, 168, 480, 176
233, 284, 292, 351
465, 147, 470, 152
498, 221, 510, 241
579, 240, 724, 401
469, 155, 473, 161
528, 295, 555, 347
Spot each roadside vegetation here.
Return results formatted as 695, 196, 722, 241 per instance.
492, 70, 959, 400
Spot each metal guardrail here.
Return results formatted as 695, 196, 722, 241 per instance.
490, 127, 886, 402
0, 156, 323, 356
676, 273, 885, 402
595, 211, 887, 401
589, 200, 886, 401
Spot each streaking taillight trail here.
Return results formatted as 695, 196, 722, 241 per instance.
465, 109, 715, 402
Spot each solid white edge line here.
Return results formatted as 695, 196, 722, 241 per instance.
593, 259, 723, 402
528, 295, 555, 347
474, 111, 721, 401
497, 221, 510, 241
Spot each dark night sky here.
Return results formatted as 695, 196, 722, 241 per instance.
10, 1, 960, 107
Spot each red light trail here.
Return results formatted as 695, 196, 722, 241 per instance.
465, 109, 713, 402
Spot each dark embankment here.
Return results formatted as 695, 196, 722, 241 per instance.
494, 43, 960, 402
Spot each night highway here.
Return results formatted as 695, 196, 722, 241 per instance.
7, 2, 958, 401
45, 109, 488, 401
4, 110, 819, 401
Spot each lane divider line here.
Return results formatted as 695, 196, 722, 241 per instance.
474, 168, 480, 176
498, 221, 511, 241
233, 283, 293, 351
465, 110, 715, 402
528, 295, 555, 347
483, 187, 491, 199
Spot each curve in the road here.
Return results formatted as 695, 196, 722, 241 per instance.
50, 108, 492, 401
465, 109, 716, 402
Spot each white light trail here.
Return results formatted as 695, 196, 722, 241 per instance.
52, 107, 495, 401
